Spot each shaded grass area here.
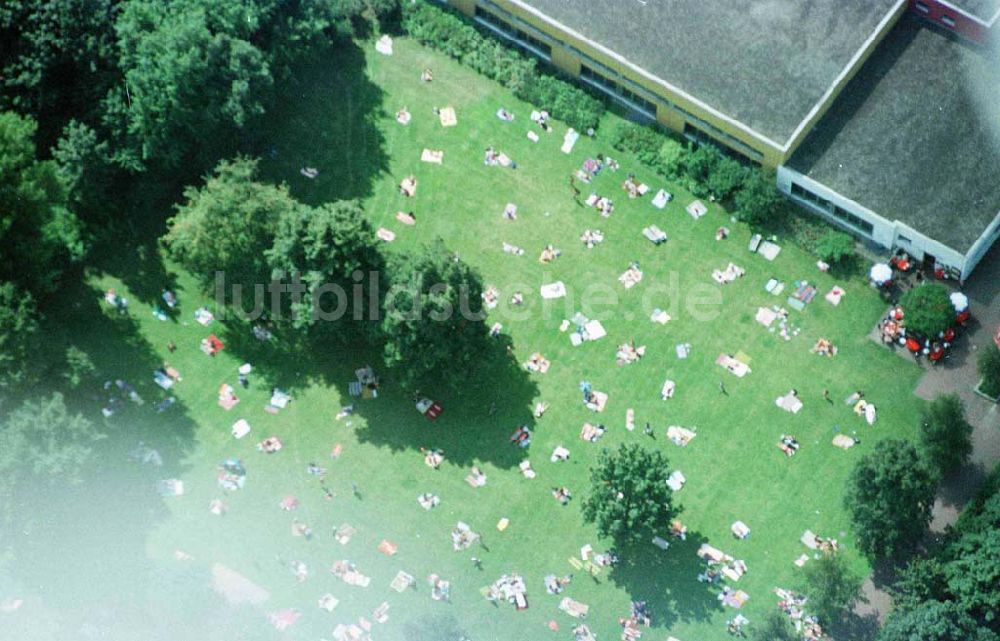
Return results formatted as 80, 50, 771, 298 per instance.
2, 37, 925, 641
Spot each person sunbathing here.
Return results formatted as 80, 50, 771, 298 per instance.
779, 434, 799, 456
496, 108, 514, 121
422, 448, 444, 468
539, 245, 560, 263
395, 107, 411, 124
509, 426, 532, 447
399, 175, 417, 197
811, 338, 837, 356
420, 68, 433, 82
509, 291, 524, 306
552, 486, 572, 504
258, 437, 283, 454
525, 353, 548, 372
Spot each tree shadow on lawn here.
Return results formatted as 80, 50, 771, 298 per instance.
84, 173, 189, 311
829, 611, 881, 641
608, 532, 723, 631
353, 336, 542, 469
3, 280, 201, 637
256, 39, 390, 205
217, 319, 540, 469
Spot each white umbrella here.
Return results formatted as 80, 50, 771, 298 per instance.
950, 291, 969, 312
870, 263, 893, 284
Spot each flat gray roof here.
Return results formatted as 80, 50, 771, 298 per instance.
788, 17, 1000, 253
513, 0, 901, 143
945, 0, 1000, 22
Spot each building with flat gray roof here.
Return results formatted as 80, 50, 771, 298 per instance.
780, 15, 1000, 279
516, 0, 900, 144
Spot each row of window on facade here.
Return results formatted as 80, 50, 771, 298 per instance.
789, 183, 875, 235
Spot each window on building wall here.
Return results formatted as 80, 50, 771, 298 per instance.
474, 8, 552, 59
941, 15, 957, 27
914, 1, 930, 13
579, 65, 657, 118
897, 235, 912, 244
832, 206, 875, 235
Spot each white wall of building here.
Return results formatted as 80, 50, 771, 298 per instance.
777, 165, 976, 278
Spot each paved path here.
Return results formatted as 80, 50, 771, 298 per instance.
851, 243, 1000, 631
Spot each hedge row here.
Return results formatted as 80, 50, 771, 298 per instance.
401, 1, 604, 131
610, 122, 783, 227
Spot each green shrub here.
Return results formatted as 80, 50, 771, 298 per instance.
706, 155, 748, 201
402, 2, 604, 131
610, 122, 662, 163
519, 74, 604, 132
655, 137, 686, 179
814, 230, 855, 264
899, 284, 954, 338
734, 169, 783, 228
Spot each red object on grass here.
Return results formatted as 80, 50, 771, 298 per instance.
906, 337, 921, 353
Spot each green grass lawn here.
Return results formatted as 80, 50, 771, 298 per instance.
6, 37, 925, 641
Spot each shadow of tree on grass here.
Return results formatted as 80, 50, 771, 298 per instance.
607, 532, 723, 632
257, 39, 390, 205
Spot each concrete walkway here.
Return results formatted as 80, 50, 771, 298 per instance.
851, 242, 1000, 632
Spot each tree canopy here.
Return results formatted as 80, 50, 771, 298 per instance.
165, 156, 299, 292
266, 199, 385, 334
0, 0, 118, 127
734, 169, 783, 228
943, 528, 1000, 627
0, 282, 39, 390
581, 443, 679, 544
0, 111, 85, 296
878, 601, 999, 641
844, 439, 938, 561
919, 394, 973, 475
900, 284, 954, 338
0, 393, 104, 496
814, 230, 855, 265
380, 240, 488, 388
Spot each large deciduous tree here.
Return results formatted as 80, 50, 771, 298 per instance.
110, 0, 274, 167
878, 601, 998, 641
844, 439, 937, 561
266, 200, 384, 334
0, 111, 85, 296
0, 0, 118, 126
581, 443, 679, 544
943, 528, 1000, 628
0, 282, 39, 390
164, 156, 298, 292
919, 394, 974, 475
380, 240, 487, 388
